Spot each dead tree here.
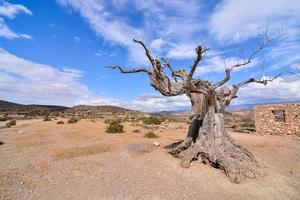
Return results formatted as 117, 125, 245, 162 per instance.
108, 36, 280, 183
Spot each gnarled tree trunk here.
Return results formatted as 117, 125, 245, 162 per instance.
170, 91, 260, 183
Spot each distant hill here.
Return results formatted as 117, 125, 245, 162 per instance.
0, 100, 147, 118
0, 100, 68, 115
65, 105, 147, 118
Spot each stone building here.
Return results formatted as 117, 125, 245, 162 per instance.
253, 103, 300, 136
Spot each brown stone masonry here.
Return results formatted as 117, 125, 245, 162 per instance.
254, 103, 300, 136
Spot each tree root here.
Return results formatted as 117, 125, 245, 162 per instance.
169, 138, 261, 183
169, 137, 193, 157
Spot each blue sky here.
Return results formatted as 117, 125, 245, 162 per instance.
0, 0, 300, 112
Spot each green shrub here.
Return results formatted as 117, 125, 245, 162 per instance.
6, 119, 16, 128
144, 132, 158, 138
106, 121, 124, 133
140, 116, 161, 125
57, 121, 64, 124
43, 116, 51, 121
68, 117, 79, 124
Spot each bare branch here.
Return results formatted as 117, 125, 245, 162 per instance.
106, 65, 150, 74
214, 29, 281, 89
235, 73, 282, 88
133, 39, 155, 67
160, 57, 179, 82
226, 73, 283, 103
187, 46, 209, 89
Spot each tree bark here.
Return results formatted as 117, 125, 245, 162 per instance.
170, 91, 260, 183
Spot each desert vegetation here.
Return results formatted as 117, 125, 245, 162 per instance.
106, 120, 124, 133
5, 119, 16, 128
68, 117, 79, 124
43, 116, 52, 121
140, 116, 162, 125
144, 131, 158, 138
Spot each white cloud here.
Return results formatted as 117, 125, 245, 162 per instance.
231, 75, 300, 105
0, 1, 32, 40
210, 0, 300, 42
56, 0, 206, 63
0, 18, 31, 39
0, 1, 32, 19
0, 48, 89, 106
131, 93, 190, 112
196, 55, 259, 76
76, 95, 125, 107
150, 38, 164, 50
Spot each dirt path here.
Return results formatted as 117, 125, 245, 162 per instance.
0, 119, 299, 200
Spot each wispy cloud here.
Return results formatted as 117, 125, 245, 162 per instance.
0, 1, 32, 39
0, 1, 32, 19
210, 0, 300, 42
73, 36, 80, 42
0, 48, 88, 105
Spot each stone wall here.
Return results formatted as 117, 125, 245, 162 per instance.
254, 103, 300, 136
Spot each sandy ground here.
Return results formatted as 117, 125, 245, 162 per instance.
0, 119, 299, 200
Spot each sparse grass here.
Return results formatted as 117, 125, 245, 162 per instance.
54, 145, 111, 160
68, 117, 79, 124
140, 116, 162, 125
144, 131, 158, 138
106, 121, 124, 133
57, 121, 64, 124
43, 116, 52, 121
5, 119, 16, 128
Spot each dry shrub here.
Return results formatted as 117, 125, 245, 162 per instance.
68, 117, 79, 124
6, 119, 16, 128
140, 116, 162, 125
43, 116, 51, 121
144, 131, 158, 138
132, 129, 141, 133
106, 121, 124, 133
57, 121, 64, 125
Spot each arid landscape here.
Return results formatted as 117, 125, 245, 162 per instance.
1, 1, 300, 199
1, 112, 300, 199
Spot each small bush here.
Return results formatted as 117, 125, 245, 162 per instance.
140, 116, 162, 125
106, 121, 124, 133
68, 117, 79, 124
43, 116, 51, 121
144, 132, 158, 138
0, 117, 7, 121
6, 119, 16, 128
132, 129, 141, 133
57, 121, 64, 124
104, 118, 121, 124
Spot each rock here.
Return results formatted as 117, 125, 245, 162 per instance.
153, 141, 160, 147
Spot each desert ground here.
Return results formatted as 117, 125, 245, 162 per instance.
0, 119, 299, 200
